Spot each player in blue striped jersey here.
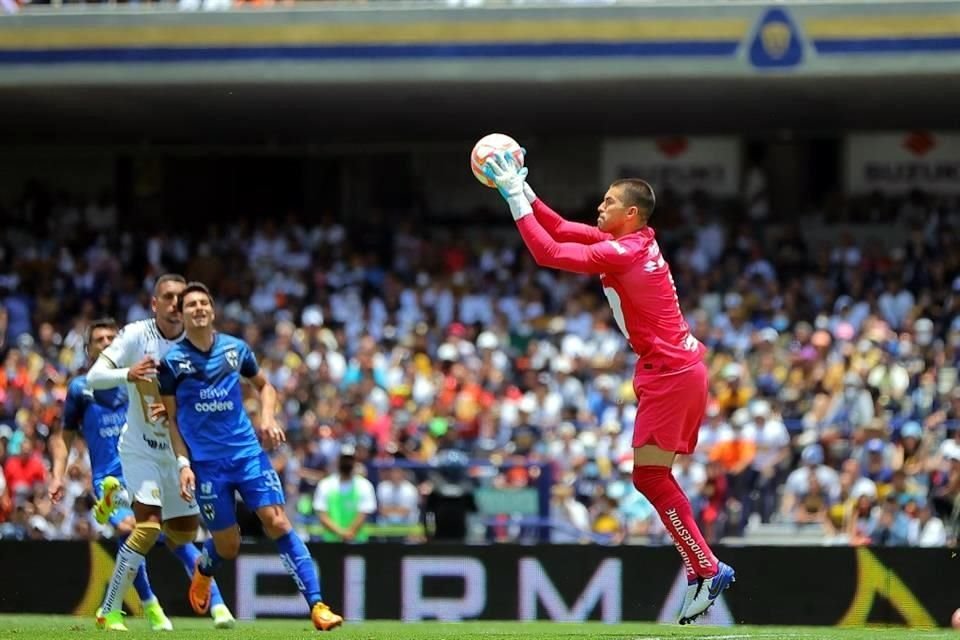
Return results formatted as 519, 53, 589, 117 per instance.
157, 282, 342, 631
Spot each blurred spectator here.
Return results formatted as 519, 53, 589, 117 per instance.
709, 408, 756, 532
907, 497, 947, 547
4, 437, 46, 498
548, 482, 590, 544
313, 445, 377, 543
861, 438, 894, 491
870, 495, 911, 546
845, 483, 879, 546
792, 471, 831, 526
376, 466, 420, 528
781, 445, 840, 524
825, 373, 875, 437
745, 399, 790, 523
589, 492, 625, 545
423, 450, 475, 541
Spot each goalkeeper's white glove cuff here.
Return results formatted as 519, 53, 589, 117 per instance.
523, 182, 537, 204
507, 194, 532, 221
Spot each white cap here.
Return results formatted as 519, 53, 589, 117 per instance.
595, 374, 616, 390
758, 327, 779, 343
578, 431, 597, 449
302, 307, 324, 327
476, 331, 499, 350
305, 352, 323, 371
750, 399, 771, 418
553, 356, 573, 374
723, 363, 743, 380
731, 408, 751, 428
518, 395, 537, 414
437, 343, 458, 362
558, 421, 577, 437
850, 478, 878, 500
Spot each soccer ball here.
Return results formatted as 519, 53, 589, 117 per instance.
952, 608, 960, 629
470, 133, 524, 188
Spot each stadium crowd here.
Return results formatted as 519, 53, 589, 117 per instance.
0, 182, 958, 548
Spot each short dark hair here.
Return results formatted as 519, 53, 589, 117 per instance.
85, 317, 118, 348
610, 178, 656, 221
153, 273, 186, 296
177, 281, 214, 312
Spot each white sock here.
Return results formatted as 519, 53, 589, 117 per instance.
101, 544, 146, 614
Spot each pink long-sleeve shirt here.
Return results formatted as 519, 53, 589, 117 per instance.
518, 198, 706, 373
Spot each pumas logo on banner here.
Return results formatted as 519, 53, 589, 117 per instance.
748, 7, 804, 69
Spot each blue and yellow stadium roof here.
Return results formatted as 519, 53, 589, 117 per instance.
0, 3, 958, 75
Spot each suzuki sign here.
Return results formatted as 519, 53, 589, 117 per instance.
845, 131, 960, 194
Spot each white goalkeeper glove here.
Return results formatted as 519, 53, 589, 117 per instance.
517, 147, 537, 203
483, 151, 533, 221
523, 181, 537, 204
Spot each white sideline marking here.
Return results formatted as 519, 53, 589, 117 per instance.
633, 635, 806, 640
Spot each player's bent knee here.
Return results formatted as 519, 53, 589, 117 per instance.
631, 464, 673, 503
214, 535, 241, 560
162, 522, 197, 547
126, 521, 162, 554
258, 508, 291, 537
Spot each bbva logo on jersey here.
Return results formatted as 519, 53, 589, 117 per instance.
225, 348, 239, 370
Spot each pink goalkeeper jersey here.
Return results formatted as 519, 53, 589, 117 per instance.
518, 198, 706, 373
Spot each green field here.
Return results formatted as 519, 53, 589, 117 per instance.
0, 616, 954, 640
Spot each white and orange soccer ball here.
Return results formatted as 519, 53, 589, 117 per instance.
470, 133, 524, 188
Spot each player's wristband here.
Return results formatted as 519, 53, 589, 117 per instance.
176, 455, 191, 471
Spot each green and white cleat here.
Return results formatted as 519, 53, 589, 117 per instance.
93, 476, 123, 525
211, 604, 236, 629
96, 608, 128, 632
144, 600, 173, 631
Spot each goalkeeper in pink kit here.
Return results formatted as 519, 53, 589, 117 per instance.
483, 150, 735, 624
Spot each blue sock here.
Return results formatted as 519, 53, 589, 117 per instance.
132, 564, 156, 603
275, 530, 322, 607
173, 542, 225, 608
197, 538, 224, 578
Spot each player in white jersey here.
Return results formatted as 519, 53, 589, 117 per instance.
87, 274, 233, 630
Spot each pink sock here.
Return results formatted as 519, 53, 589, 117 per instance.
633, 465, 718, 579
669, 473, 700, 582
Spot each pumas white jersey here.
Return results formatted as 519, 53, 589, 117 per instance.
98, 319, 185, 460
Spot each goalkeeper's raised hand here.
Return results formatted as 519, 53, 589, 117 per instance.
483, 151, 533, 221
518, 147, 538, 204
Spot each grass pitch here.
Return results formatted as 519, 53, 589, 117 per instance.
0, 616, 954, 640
